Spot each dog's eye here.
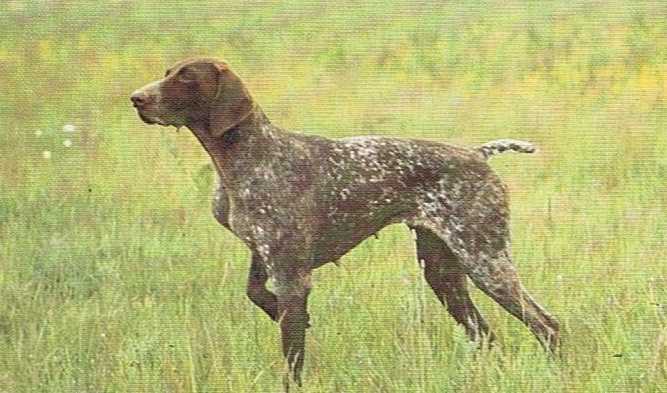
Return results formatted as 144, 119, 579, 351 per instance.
178, 68, 197, 83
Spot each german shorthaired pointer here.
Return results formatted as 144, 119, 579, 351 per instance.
131, 57, 560, 386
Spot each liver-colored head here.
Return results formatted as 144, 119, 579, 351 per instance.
131, 57, 254, 136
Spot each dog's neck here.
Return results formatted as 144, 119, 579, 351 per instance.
187, 106, 279, 186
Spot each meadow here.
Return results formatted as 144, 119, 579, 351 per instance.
0, 1, 666, 391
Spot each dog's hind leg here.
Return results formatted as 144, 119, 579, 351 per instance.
456, 247, 560, 353
431, 180, 560, 353
413, 226, 494, 342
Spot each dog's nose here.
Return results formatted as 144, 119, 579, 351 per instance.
130, 91, 149, 107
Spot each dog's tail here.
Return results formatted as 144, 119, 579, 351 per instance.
476, 139, 536, 159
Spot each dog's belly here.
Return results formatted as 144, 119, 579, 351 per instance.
309, 198, 414, 267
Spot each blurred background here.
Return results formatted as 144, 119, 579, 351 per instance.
0, 1, 666, 392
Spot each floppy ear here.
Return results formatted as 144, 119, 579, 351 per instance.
209, 63, 254, 137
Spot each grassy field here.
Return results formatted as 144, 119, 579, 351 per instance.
1, 0, 666, 391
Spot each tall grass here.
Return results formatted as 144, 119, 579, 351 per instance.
0, 1, 666, 391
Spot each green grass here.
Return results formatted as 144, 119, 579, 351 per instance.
1, 1, 667, 391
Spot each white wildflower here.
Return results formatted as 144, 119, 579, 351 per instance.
42, 151, 52, 159
63, 139, 72, 148
63, 124, 76, 133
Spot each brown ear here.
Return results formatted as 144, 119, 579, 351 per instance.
209, 63, 254, 137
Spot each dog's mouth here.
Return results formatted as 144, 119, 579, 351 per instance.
136, 109, 170, 127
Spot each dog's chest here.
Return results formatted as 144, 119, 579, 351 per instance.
220, 159, 317, 255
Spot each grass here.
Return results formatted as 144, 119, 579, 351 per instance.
1, 0, 666, 391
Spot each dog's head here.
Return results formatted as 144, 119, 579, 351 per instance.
131, 57, 254, 136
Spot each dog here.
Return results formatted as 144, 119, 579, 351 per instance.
131, 57, 559, 386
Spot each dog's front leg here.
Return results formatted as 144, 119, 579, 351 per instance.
246, 253, 278, 321
273, 270, 312, 389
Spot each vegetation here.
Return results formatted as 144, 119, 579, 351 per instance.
0, 1, 666, 391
